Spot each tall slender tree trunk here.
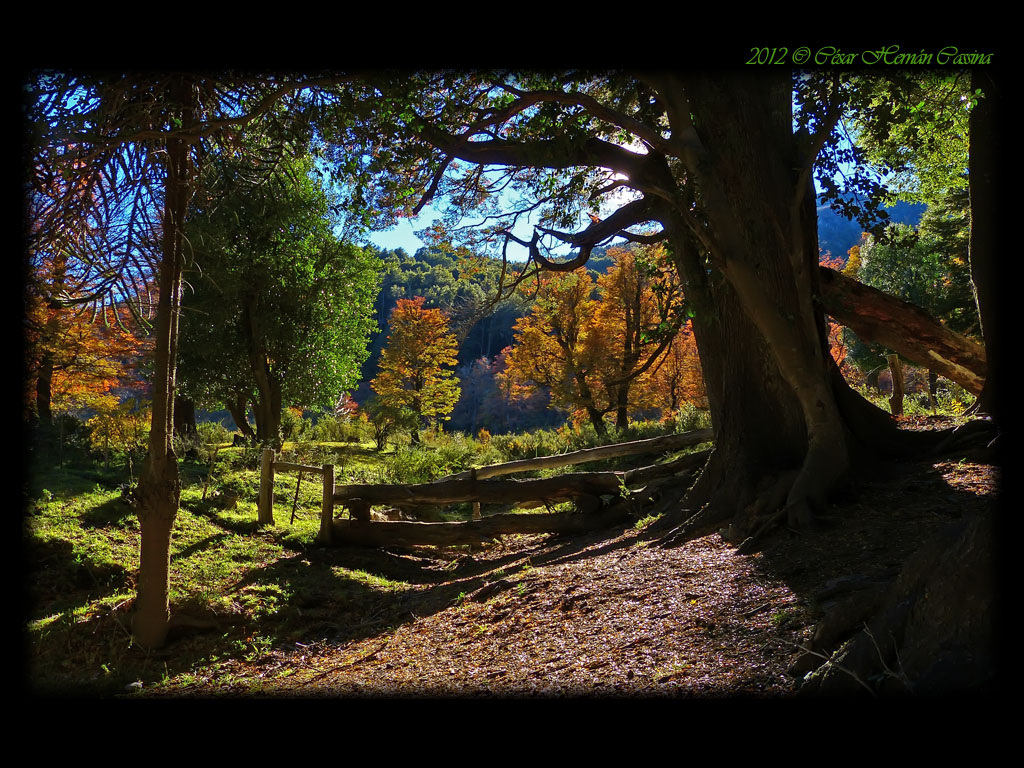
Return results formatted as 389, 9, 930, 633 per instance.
131, 77, 194, 649
967, 70, 999, 418
34, 254, 67, 439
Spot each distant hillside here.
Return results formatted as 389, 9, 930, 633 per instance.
816, 199, 925, 261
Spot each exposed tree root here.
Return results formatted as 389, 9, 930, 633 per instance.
797, 513, 994, 695
932, 417, 999, 457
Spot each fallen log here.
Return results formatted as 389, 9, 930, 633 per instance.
445, 429, 713, 481
329, 503, 632, 547
818, 266, 986, 395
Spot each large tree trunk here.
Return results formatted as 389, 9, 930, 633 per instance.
648, 73, 997, 693
653, 74, 846, 542
131, 76, 194, 649
652, 72, 943, 546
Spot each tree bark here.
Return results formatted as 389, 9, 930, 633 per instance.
967, 70, 999, 418
652, 73, 846, 541
818, 266, 986, 396
173, 395, 198, 439
131, 76, 194, 649
226, 393, 256, 443
887, 354, 905, 417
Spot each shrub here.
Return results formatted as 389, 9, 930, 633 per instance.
87, 399, 151, 474
384, 446, 450, 484
491, 428, 565, 462
672, 402, 712, 433
280, 407, 311, 442
196, 420, 232, 447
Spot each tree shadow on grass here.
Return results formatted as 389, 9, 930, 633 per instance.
26, 536, 131, 621
171, 532, 232, 561
81, 496, 136, 528
185, 501, 263, 535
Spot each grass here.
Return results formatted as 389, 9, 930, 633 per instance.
633, 513, 663, 531
25, 441, 422, 696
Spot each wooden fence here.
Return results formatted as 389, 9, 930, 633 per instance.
256, 429, 712, 548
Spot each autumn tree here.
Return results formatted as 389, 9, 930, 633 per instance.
25, 301, 146, 428
505, 270, 607, 433
505, 246, 688, 433
371, 297, 460, 443
591, 244, 687, 429
26, 135, 156, 437
636, 321, 706, 416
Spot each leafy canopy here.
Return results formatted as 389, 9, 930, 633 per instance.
177, 149, 380, 415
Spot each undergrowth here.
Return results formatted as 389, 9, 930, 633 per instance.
22, 406, 733, 696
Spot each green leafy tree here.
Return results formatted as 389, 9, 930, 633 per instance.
858, 222, 977, 336
841, 186, 979, 384
178, 151, 380, 449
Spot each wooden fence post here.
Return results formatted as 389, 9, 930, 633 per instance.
319, 463, 335, 545
471, 468, 481, 520
258, 447, 275, 525
887, 354, 905, 417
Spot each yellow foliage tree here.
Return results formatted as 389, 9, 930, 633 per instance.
371, 297, 460, 443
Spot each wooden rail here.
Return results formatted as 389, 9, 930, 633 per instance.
257, 431, 713, 548
444, 429, 712, 481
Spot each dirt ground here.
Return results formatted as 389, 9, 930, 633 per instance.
152, 415, 1000, 697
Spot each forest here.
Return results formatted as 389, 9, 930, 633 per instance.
23, 68, 1000, 697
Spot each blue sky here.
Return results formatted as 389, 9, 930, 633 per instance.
367, 216, 429, 253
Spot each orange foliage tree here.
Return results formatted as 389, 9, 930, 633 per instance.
592, 245, 687, 428
505, 270, 609, 433
506, 246, 692, 434
371, 297, 460, 443
637, 321, 707, 415
25, 296, 147, 427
